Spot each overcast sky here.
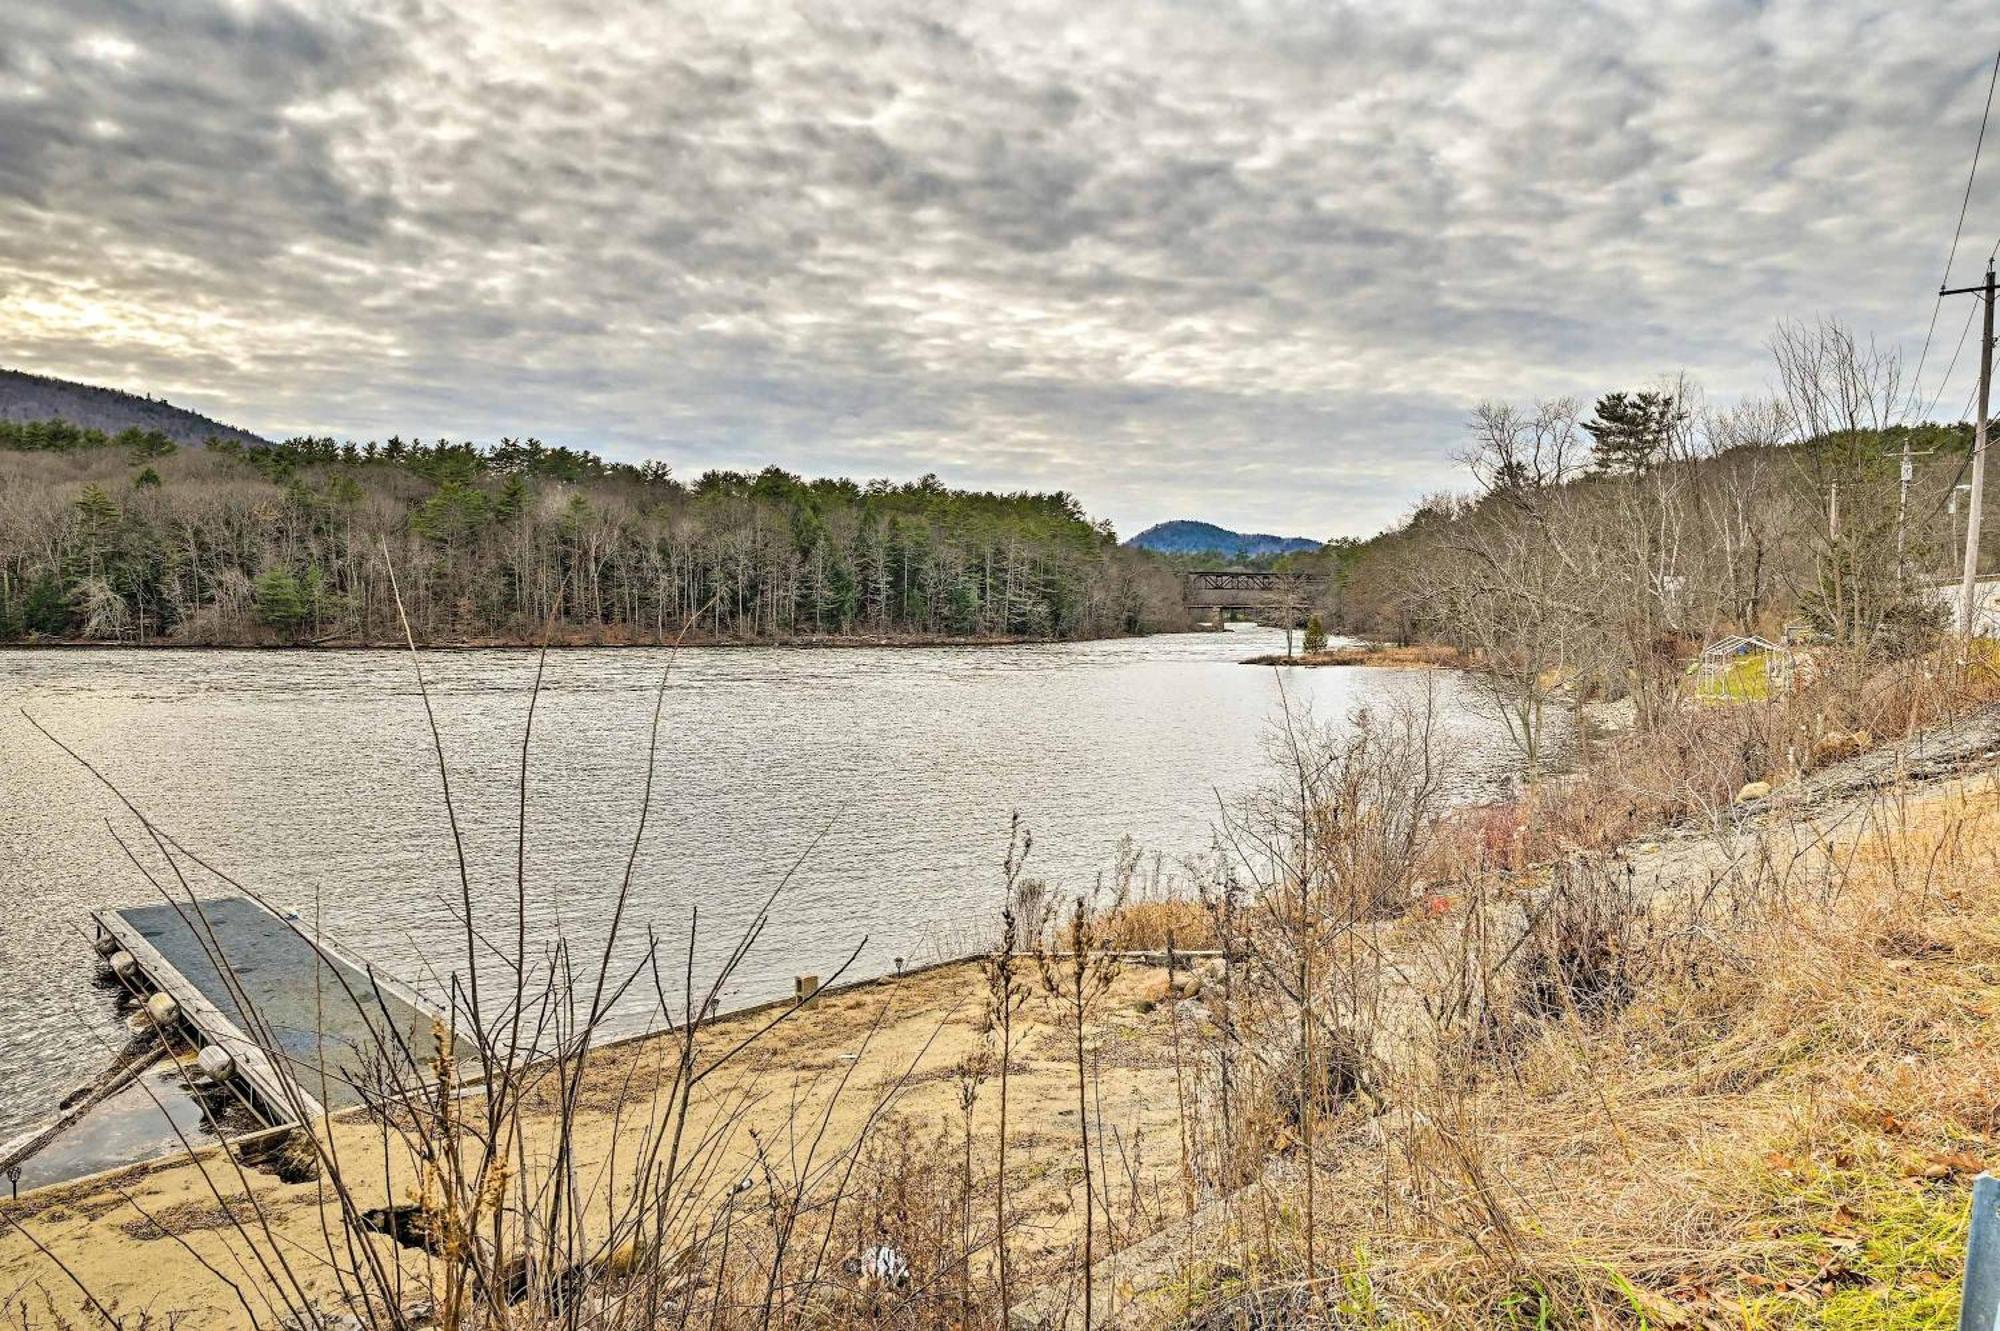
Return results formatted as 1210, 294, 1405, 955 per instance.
3, 1, 1997, 539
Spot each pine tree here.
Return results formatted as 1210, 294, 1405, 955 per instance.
494, 473, 529, 522
253, 568, 309, 638
1584, 391, 1679, 476
21, 573, 75, 636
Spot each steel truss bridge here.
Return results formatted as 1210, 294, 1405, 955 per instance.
1182, 568, 1327, 617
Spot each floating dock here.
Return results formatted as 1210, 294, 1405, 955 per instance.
91, 897, 450, 1128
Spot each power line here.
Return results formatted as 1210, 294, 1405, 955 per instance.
1915, 345, 1991, 530
1907, 48, 2000, 420
1925, 297, 1981, 420
1948, 51, 2000, 290
1940, 261, 1996, 636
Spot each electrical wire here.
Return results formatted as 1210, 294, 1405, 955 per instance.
1920, 334, 1992, 527
1906, 47, 2000, 421
1924, 297, 1981, 420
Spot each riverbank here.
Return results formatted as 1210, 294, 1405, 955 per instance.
1240, 641, 1466, 668
0, 956, 1197, 1327
1080, 760, 2000, 1329
6, 702, 1998, 1329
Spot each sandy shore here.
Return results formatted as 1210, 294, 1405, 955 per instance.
0, 959, 1193, 1327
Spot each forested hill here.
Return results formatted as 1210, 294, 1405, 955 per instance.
0, 424, 1187, 646
0, 369, 269, 450
1125, 519, 1321, 559
1330, 371, 1986, 752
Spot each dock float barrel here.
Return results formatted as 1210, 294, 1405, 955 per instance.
196, 1045, 236, 1083
128, 992, 182, 1033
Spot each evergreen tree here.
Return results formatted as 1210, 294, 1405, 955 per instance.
20, 573, 76, 636
1584, 391, 1680, 476
73, 484, 117, 527
253, 569, 309, 638
495, 473, 529, 522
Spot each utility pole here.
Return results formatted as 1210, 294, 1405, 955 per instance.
1951, 483, 1972, 576
1887, 436, 1937, 566
1943, 261, 1996, 637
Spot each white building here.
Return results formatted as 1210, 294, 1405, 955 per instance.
1932, 574, 2000, 637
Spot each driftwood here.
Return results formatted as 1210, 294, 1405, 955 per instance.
0, 1033, 169, 1176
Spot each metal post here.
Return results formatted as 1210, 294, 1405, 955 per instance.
1963, 1172, 2000, 1331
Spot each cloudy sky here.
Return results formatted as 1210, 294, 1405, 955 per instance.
3, 1, 1997, 539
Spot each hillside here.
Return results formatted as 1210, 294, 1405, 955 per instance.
0, 368, 268, 449
1125, 518, 1321, 559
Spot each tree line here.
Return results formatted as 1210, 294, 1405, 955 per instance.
1326, 317, 1990, 771
0, 425, 1188, 645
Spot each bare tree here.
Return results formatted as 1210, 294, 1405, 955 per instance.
1268, 573, 1313, 657
1460, 397, 1587, 499
1770, 318, 1924, 650
1770, 317, 1902, 442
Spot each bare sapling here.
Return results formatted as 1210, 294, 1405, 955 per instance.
984, 814, 1035, 1326
1035, 893, 1121, 1331
954, 1035, 994, 1324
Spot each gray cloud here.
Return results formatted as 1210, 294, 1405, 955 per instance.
1, 0, 1994, 538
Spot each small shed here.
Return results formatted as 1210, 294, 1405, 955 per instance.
1695, 634, 1791, 700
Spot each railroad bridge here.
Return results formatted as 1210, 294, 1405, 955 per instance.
1183, 568, 1327, 618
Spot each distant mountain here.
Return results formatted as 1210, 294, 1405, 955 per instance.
1124, 519, 1322, 559
0, 368, 269, 449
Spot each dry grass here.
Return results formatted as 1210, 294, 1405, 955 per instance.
1097, 900, 1218, 952
1161, 772, 2000, 1330
1429, 645, 2000, 878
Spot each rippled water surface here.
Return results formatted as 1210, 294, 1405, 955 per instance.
0, 627, 1521, 1144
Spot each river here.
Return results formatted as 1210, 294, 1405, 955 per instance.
0, 625, 1524, 1155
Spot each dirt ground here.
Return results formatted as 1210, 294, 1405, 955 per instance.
0, 958, 1197, 1328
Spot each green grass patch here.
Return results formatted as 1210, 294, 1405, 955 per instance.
1738, 1151, 1968, 1330
1693, 651, 1776, 702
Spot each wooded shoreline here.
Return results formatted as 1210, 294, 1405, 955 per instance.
1, 430, 1195, 649
0, 626, 1202, 652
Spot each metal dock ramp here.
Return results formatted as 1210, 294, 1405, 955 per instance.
92, 897, 450, 1127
